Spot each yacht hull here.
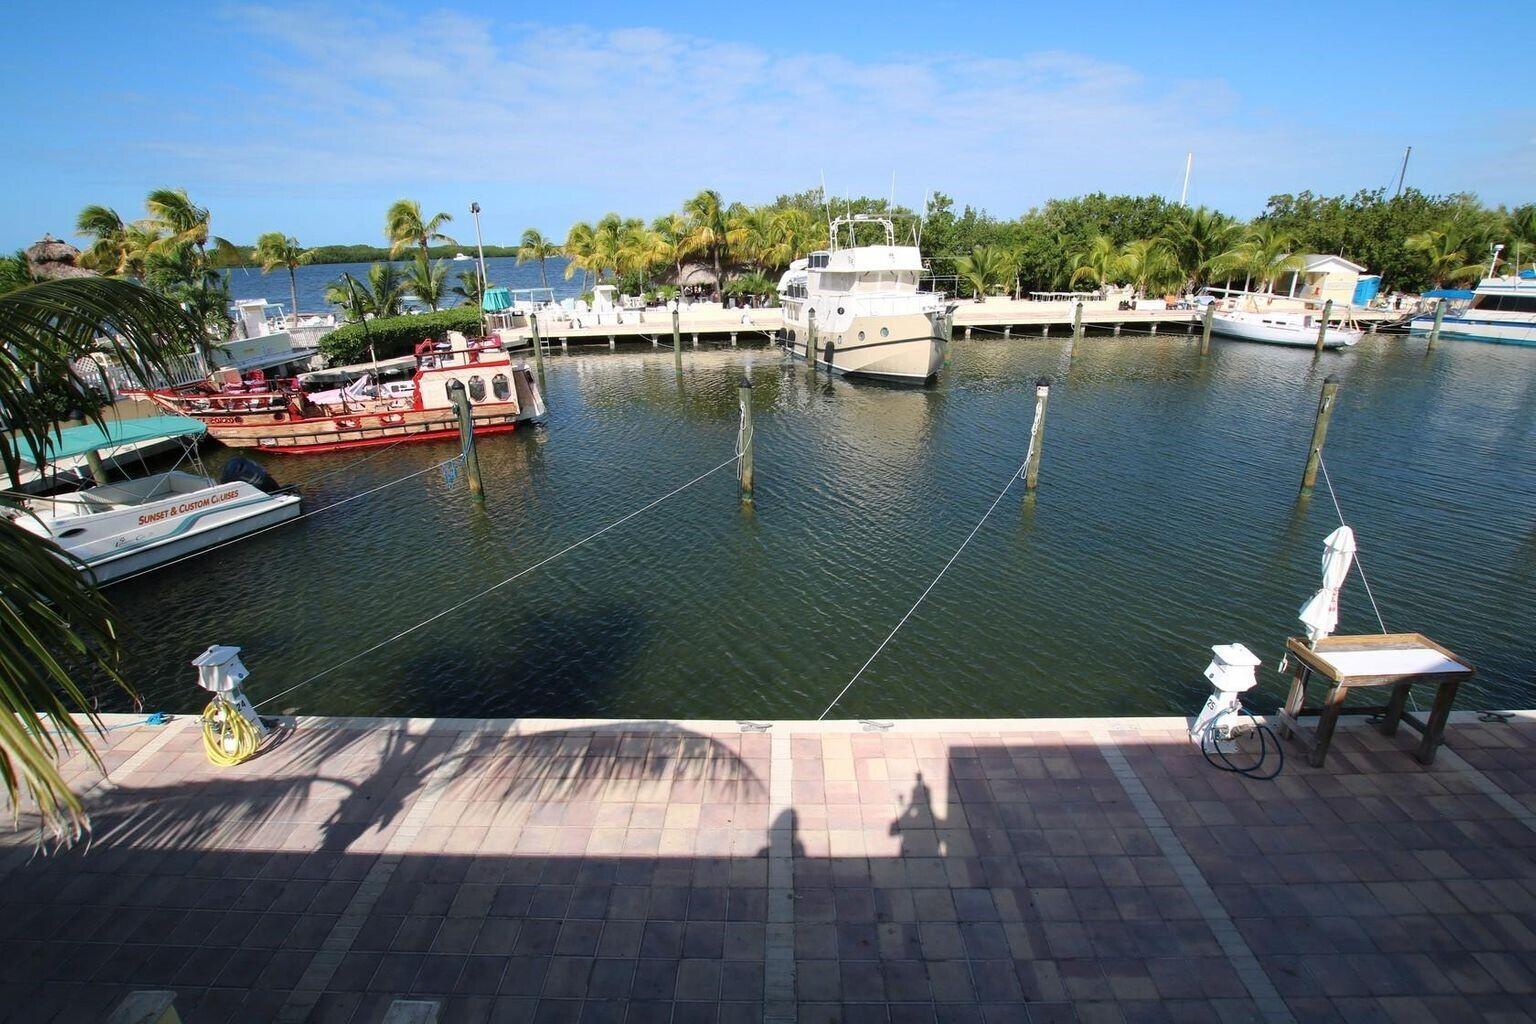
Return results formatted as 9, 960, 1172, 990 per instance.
1210, 314, 1359, 350
1407, 316, 1536, 347
786, 312, 946, 383
83, 496, 301, 584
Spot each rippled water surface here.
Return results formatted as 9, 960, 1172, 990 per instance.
109, 333, 1536, 719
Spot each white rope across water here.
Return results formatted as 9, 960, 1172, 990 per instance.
253, 452, 742, 711
818, 448, 1033, 721
1317, 454, 1389, 633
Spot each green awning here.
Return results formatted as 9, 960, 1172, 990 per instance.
44, 415, 205, 460
482, 287, 512, 312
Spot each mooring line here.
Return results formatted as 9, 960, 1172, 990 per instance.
107, 454, 461, 588
818, 449, 1031, 720
1316, 454, 1388, 633
253, 452, 741, 711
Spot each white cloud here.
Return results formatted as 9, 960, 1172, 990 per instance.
186, 6, 1403, 227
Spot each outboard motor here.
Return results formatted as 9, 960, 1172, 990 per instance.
219, 455, 282, 494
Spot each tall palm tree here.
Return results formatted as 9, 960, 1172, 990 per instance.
252, 232, 315, 324
385, 199, 456, 261
650, 212, 693, 281
1116, 238, 1181, 297
145, 188, 212, 257
405, 254, 448, 310
1406, 227, 1485, 288
75, 206, 140, 276
1209, 224, 1305, 293
0, 277, 205, 844
325, 264, 407, 320
590, 214, 629, 283
563, 221, 596, 292
682, 189, 745, 293
517, 229, 559, 289
1069, 234, 1121, 289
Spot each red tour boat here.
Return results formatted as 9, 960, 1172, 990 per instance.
131, 337, 545, 454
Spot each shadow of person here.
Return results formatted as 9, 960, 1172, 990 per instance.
890, 771, 943, 857
758, 808, 805, 859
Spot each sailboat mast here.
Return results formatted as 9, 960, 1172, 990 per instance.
1179, 152, 1193, 206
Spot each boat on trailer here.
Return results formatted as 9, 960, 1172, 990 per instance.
776, 215, 949, 383
10, 416, 300, 585
128, 336, 546, 454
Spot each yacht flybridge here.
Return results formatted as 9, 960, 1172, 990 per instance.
1409, 272, 1536, 347
10, 416, 300, 585
777, 215, 949, 383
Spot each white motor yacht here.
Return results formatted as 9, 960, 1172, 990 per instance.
777, 215, 948, 383
1409, 272, 1536, 347
11, 416, 300, 584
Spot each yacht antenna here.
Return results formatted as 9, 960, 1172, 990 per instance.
819, 170, 832, 241
1179, 152, 1193, 206
1393, 146, 1411, 198
889, 171, 896, 211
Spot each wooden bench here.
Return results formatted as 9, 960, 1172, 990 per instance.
1276, 633, 1474, 767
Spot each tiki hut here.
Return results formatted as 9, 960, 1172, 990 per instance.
25, 234, 96, 280
671, 262, 720, 289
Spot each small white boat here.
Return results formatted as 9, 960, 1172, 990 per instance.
452, 252, 474, 261
1408, 273, 1536, 347
11, 416, 300, 585
777, 215, 948, 383
1205, 293, 1361, 350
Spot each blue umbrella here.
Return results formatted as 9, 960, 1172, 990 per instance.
481, 287, 512, 312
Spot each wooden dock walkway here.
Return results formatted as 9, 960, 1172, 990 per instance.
6, 710, 1533, 1023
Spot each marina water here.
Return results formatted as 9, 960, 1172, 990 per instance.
109, 333, 1536, 720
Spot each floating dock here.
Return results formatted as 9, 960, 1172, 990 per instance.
6, 710, 1533, 1023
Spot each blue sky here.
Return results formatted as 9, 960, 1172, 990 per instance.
2, 0, 1531, 249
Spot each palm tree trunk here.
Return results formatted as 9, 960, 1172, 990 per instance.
539, 259, 549, 290
288, 265, 300, 327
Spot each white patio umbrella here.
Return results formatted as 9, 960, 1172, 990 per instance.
1298, 525, 1357, 645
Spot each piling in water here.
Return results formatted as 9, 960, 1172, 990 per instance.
1315, 299, 1333, 354
1024, 375, 1051, 493
738, 378, 754, 500
1428, 298, 1446, 349
1200, 303, 1214, 355
531, 314, 545, 377
1072, 302, 1084, 346
807, 310, 818, 376
1300, 375, 1339, 494
672, 307, 681, 366
447, 380, 485, 502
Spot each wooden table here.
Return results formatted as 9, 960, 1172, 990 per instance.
1277, 633, 1475, 767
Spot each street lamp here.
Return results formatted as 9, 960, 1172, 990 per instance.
470, 202, 489, 298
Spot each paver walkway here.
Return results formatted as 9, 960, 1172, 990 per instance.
0, 712, 1532, 1023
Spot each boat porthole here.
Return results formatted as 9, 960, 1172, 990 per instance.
881, 327, 889, 337
272, 413, 285, 421
789, 330, 796, 342
837, 307, 845, 315
858, 331, 866, 341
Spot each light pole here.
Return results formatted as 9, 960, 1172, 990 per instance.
1488, 243, 1504, 280
470, 202, 489, 297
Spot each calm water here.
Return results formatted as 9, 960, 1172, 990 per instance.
106, 333, 1536, 720
225, 255, 579, 313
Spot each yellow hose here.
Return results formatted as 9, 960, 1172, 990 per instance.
201, 696, 262, 766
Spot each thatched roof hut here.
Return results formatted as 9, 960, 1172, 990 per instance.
25, 234, 96, 280
670, 261, 720, 288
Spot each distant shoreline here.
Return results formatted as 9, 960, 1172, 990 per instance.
222, 243, 525, 268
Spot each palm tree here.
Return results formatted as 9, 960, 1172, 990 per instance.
385, 199, 456, 261
563, 221, 597, 292
0, 250, 37, 294
1069, 234, 1121, 289
405, 254, 448, 310
1209, 224, 1305, 293
517, 229, 559, 289
451, 269, 488, 308
75, 206, 138, 276
682, 189, 745, 293
954, 245, 1015, 300
590, 213, 630, 283
1406, 227, 1485, 288
0, 277, 205, 843
650, 212, 693, 281
1168, 207, 1242, 290
145, 188, 212, 257
325, 264, 407, 320
1116, 238, 1181, 298
252, 232, 315, 324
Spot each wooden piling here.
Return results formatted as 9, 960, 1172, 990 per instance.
807, 310, 818, 376
446, 380, 484, 502
1072, 302, 1083, 346
1428, 299, 1446, 349
1024, 375, 1051, 493
530, 314, 544, 376
1314, 299, 1333, 354
671, 307, 681, 365
1299, 375, 1340, 495
738, 378, 754, 500
1200, 303, 1214, 355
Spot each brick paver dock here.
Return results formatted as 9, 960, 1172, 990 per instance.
2, 712, 1533, 1023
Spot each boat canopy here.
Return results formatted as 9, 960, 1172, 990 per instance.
45, 415, 205, 459
1423, 288, 1475, 300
